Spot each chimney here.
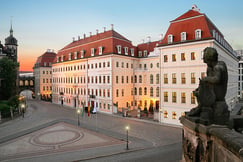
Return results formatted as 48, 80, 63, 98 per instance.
83, 34, 86, 39
111, 24, 114, 30
96, 29, 99, 34
73, 37, 75, 42
89, 32, 92, 37
159, 34, 163, 42
147, 36, 151, 43
142, 39, 145, 43
78, 36, 80, 40
103, 27, 106, 32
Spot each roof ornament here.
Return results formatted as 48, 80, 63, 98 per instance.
83, 34, 86, 39
111, 24, 114, 30
89, 32, 92, 37
96, 29, 99, 34
192, 4, 200, 12
103, 27, 106, 32
10, 16, 13, 36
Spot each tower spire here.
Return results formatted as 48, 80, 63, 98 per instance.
10, 16, 13, 36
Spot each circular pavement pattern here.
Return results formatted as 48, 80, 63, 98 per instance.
30, 129, 83, 147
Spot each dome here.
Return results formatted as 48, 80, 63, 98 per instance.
5, 35, 17, 46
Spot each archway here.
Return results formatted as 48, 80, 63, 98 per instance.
20, 90, 33, 99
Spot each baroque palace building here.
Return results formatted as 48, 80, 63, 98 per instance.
52, 5, 238, 125
33, 49, 56, 100
157, 5, 238, 125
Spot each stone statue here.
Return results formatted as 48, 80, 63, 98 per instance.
186, 47, 229, 125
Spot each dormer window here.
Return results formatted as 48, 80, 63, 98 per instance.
74, 52, 78, 59
99, 46, 103, 55
168, 34, 173, 44
81, 50, 85, 58
124, 47, 128, 55
130, 48, 134, 56
117, 45, 121, 54
57, 57, 59, 63
195, 29, 202, 40
138, 51, 142, 57
91, 48, 95, 56
49, 62, 52, 66
181, 32, 187, 42
144, 50, 148, 57
69, 53, 72, 60
61, 55, 64, 62
44, 62, 47, 66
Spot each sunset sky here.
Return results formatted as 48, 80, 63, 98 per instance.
1, 0, 243, 71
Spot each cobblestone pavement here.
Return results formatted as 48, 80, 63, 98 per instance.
0, 100, 182, 162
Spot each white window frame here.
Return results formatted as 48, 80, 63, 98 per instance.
99, 46, 103, 55
61, 55, 64, 62
181, 32, 187, 42
74, 52, 78, 59
57, 57, 59, 63
168, 34, 173, 44
69, 53, 72, 60
91, 48, 95, 56
130, 48, 134, 56
195, 29, 202, 40
144, 50, 148, 57
138, 51, 142, 57
117, 45, 121, 54
124, 47, 128, 55
81, 50, 85, 58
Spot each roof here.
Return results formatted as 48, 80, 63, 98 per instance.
159, 8, 225, 46
137, 41, 159, 57
34, 51, 56, 68
55, 29, 137, 63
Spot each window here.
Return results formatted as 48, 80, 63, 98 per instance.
103, 62, 106, 68
91, 48, 95, 56
144, 64, 147, 70
103, 76, 106, 83
191, 93, 196, 104
139, 75, 142, 83
150, 87, 153, 97
195, 29, 201, 40
138, 51, 142, 57
144, 50, 148, 57
150, 74, 153, 84
74, 52, 78, 59
107, 61, 110, 67
156, 87, 159, 97
181, 53, 185, 61
168, 34, 173, 44
99, 46, 103, 55
164, 92, 168, 102
117, 45, 121, 54
156, 74, 159, 84
191, 73, 196, 84
157, 63, 159, 68
126, 63, 129, 68
44, 62, 47, 66
124, 47, 128, 55
69, 53, 72, 60
116, 89, 119, 97
57, 57, 59, 63
191, 52, 196, 60
126, 76, 129, 83
122, 76, 124, 83
121, 62, 124, 68
172, 112, 177, 119
139, 87, 142, 95
181, 32, 187, 41
122, 89, 124, 96
144, 87, 147, 95
107, 76, 110, 83
181, 73, 186, 84
164, 110, 168, 118
134, 75, 137, 83
172, 73, 176, 84
61, 55, 64, 62
116, 76, 119, 84
150, 63, 153, 68
81, 50, 85, 58
181, 92, 186, 103
164, 74, 168, 84
172, 54, 176, 62
172, 92, 177, 103
130, 48, 134, 56
116, 62, 119, 67
134, 87, 137, 95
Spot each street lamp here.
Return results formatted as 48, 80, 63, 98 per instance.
125, 125, 129, 150
20, 103, 25, 118
77, 109, 81, 126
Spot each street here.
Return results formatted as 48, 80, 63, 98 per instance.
0, 100, 182, 162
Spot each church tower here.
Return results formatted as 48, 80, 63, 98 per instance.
5, 21, 18, 62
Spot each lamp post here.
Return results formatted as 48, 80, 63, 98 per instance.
21, 103, 25, 118
125, 125, 129, 150
77, 109, 80, 126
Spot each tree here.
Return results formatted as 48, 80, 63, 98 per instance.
0, 57, 19, 100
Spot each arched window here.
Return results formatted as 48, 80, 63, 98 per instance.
144, 87, 147, 95
134, 75, 137, 83
139, 87, 142, 95
156, 74, 159, 84
134, 87, 137, 95
150, 74, 153, 84
139, 75, 142, 83
195, 29, 202, 40
156, 87, 159, 97
150, 87, 153, 97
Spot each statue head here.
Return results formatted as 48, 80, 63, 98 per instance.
203, 47, 218, 65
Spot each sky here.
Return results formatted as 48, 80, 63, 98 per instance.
1, 0, 243, 71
